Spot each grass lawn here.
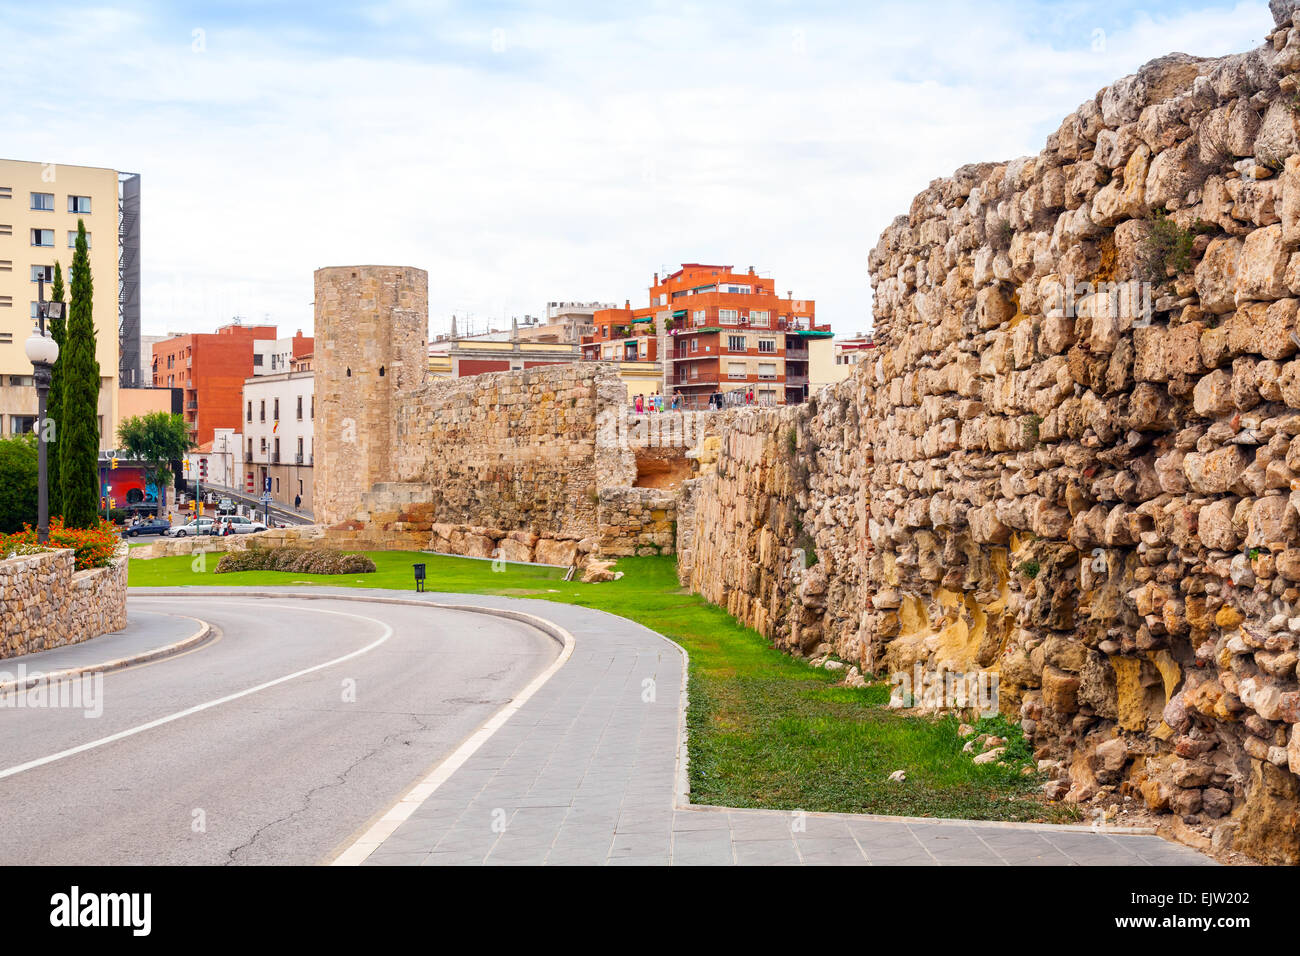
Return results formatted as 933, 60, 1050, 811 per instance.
129, 549, 1076, 822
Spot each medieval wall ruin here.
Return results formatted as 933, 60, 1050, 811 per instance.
314, 5, 1300, 863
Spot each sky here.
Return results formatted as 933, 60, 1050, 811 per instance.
0, 0, 1277, 341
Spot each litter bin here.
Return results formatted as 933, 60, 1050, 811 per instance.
413, 563, 426, 592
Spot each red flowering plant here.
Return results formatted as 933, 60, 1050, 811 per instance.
0, 517, 121, 571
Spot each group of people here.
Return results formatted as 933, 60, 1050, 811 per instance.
631, 393, 681, 414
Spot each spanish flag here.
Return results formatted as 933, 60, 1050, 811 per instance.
272, 419, 279, 434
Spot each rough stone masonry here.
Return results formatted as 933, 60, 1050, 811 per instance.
856, 1, 1300, 863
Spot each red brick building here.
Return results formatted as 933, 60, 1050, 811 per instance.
583, 264, 830, 407
152, 323, 312, 447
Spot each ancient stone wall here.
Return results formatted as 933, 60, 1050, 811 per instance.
0, 547, 129, 659
858, 5, 1300, 862
678, 2, 1300, 863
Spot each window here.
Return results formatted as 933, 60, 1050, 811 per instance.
0, 260, 10, 271
67, 231, 90, 248
259, 400, 266, 421
273, 398, 280, 420
298, 479, 303, 496
0, 187, 11, 199
253, 354, 263, 367
68, 195, 91, 214
658, 294, 667, 306
728, 362, 746, 379
296, 395, 303, 420
297, 437, 304, 458
311, 396, 315, 419
10, 415, 37, 434
30, 265, 53, 283
260, 437, 267, 452
719, 309, 738, 323
275, 477, 280, 493
0, 296, 9, 308
8, 375, 33, 386
758, 363, 777, 379
248, 439, 254, 459
689, 339, 698, 353
30, 192, 54, 211
727, 335, 745, 352
693, 309, 706, 326
246, 401, 252, 422
31, 228, 53, 247
750, 310, 770, 327
724, 284, 751, 295
758, 339, 776, 353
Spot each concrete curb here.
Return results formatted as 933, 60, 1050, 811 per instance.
0, 615, 213, 694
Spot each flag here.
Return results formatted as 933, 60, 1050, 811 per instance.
272, 419, 279, 434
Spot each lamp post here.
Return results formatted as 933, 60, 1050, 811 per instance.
25, 278, 62, 544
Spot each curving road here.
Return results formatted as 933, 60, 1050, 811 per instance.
0, 596, 557, 865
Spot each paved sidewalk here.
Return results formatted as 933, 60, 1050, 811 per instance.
0, 609, 207, 680
135, 586, 1216, 865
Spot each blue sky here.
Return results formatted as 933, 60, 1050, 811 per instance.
0, 0, 1276, 340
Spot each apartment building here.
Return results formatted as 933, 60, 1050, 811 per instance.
240, 367, 314, 511
582, 264, 831, 408
151, 322, 312, 447
0, 158, 137, 447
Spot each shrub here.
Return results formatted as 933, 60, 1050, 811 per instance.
1017, 559, 1041, 580
215, 547, 377, 575
0, 517, 120, 570
1140, 208, 1212, 280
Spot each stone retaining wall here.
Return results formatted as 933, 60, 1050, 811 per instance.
0, 546, 129, 659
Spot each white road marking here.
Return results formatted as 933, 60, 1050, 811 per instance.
329, 605, 575, 866
0, 603, 393, 781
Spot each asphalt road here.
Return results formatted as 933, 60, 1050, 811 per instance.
0, 596, 557, 865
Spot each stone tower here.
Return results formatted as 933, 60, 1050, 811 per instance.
314, 266, 428, 525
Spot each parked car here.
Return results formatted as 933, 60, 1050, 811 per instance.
165, 518, 215, 537
214, 515, 269, 535
124, 517, 173, 537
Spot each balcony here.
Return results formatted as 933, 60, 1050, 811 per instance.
785, 374, 809, 387
271, 452, 281, 464
295, 452, 304, 464
185, 400, 197, 411
785, 348, 808, 361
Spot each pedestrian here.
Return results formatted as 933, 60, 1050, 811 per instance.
294, 493, 302, 510
746, 387, 754, 405
671, 393, 680, 411
635, 393, 644, 414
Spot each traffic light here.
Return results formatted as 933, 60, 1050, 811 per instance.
110, 456, 118, 470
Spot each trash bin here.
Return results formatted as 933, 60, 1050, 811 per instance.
413, 563, 426, 592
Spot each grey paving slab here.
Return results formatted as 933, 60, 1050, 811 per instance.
149, 587, 1214, 867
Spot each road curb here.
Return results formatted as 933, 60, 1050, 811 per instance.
0, 616, 213, 694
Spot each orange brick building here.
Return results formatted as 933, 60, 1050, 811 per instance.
582, 264, 829, 407
152, 323, 312, 447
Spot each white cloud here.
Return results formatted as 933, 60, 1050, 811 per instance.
0, 0, 1275, 339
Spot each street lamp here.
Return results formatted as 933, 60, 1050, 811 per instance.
26, 277, 62, 544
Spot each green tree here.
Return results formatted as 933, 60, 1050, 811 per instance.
46, 261, 66, 518
116, 413, 194, 516
0, 433, 38, 534
59, 220, 100, 529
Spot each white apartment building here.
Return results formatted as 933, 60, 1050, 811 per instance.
239, 368, 314, 510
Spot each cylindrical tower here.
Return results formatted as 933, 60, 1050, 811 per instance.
314, 265, 427, 525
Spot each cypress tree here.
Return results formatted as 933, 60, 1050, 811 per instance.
59, 220, 100, 529
46, 261, 66, 518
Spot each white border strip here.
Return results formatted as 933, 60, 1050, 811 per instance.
328, 604, 574, 866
